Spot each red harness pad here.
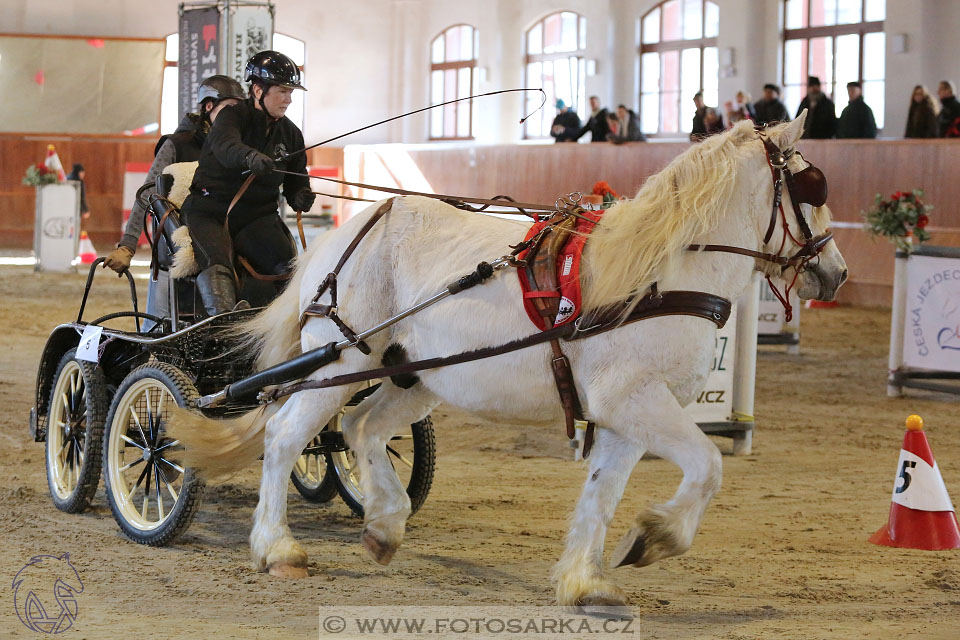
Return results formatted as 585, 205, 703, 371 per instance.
517, 210, 605, 331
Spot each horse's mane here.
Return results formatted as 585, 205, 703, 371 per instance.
581, 119, 765, 312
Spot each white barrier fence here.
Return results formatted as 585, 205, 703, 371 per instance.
757, 285, 800, 353
887, 245, 960, 397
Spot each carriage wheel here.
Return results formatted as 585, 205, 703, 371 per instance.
102, 363, 204, 546
45, 350, 106, 513
327, 414, 435, 518
289, 430, 338, 503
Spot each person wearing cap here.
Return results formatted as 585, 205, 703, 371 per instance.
179, 50, 314, 316
837, 81, 877, 139
795, 76, 837, 139
103, 75, 246, 328
753, 84, 789, 126
549, 98, 581, 142
65, 163, 89, 219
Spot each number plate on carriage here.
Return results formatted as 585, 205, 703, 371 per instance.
76, 325, 103, 363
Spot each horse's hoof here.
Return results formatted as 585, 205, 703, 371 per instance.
362, 528, 397, 566
576, 595, 634, 620
268, 563, 309, 579
611, 528, 647, 567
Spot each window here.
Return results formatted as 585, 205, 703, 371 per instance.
430, 24, 478, 140
159, 32, 307, 134
639, 0, 719, 135
524, 12, 587, 139
782, 0, 885, 128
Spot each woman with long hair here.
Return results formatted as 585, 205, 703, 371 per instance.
905, 85, 938, 138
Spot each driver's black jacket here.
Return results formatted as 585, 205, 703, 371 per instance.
182, 97, 309, 231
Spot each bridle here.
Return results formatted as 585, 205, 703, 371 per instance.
688, 131, 833, 320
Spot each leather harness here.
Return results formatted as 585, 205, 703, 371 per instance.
266, 132, 832, 458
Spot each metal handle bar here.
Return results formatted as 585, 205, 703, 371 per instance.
77, 257, 141, 332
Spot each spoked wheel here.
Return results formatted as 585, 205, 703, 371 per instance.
290, 431, 338, 503
327, 412, 435, 518
45, 350, 106, 513
102, 363, 204, 546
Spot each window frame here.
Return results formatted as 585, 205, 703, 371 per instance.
429, 24, 478, 141
638, 0, 719, 137
781, 1, 884, 117
523, 11, 587, 140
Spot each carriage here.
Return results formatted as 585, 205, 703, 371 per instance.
28, 171, 436, 546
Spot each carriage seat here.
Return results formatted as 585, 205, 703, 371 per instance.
152, 162, 199, 278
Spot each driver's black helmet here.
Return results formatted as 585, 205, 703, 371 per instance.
197, 75, 246, 109
243, 51, 307, 91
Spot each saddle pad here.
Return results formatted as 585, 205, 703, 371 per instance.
517, 209, 605, 331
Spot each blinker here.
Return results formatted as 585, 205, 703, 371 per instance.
790, 165, 828, 207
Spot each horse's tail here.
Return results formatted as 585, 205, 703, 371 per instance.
167, 246, 311, 477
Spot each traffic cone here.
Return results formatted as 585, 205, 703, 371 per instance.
44, 144, 66, 182
78, 231, 97, 265
869, 415, 960, 550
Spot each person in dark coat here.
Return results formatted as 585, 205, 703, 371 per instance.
64, 164, 89, 219
837, 82, 877, 139
937, 81, 960, 138
608, 104, 646, 143
796, 76, 837, 139
691, 92, 724, 140
574, 96, 611, 142
753, 83, 789, 126
550, 99, 581, 142
905, 85, 938, 138
180, 51, 314, 315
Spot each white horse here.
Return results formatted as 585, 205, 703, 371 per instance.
171, 114, 846, 609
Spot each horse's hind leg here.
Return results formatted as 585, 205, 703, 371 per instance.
340, 382, 435, 565
554, 428, 643, 610
610, 382, 722, 569
251, 386, 353, 577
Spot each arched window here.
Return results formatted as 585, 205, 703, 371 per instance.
430, 24, 479, 140
782, 0, 885, 127
638, 0, 719, 135
524, 11, 587, 139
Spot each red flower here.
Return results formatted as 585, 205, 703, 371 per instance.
592, 181, 618, 198
916, 214, 929, 229
892, 191, 903, 201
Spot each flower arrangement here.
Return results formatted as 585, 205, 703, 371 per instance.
591, 181, 619, 208
862, 189, 932, 252
22, 162, 59, 187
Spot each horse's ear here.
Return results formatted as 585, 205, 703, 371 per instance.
777, 110, 806, 147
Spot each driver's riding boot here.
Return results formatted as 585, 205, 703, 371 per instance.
196, 265, 238, 316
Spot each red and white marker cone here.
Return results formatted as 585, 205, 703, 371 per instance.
78, 231, 97, 265
44, 144, 66, 182
869, 414, 960, 550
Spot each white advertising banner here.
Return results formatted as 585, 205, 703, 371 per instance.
903, 255, 960, 372
33, 183, 80, 273
757, 284, 788, 334
226, 5, 273, 85
685, 304, 737, 424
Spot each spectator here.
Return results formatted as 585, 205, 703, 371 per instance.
575, 96, 611, 142
550, 99, 581, 142
753, 83, 789, 126
905, 85, 938, 138
837, 81, 877, 139
796, 76, 837, 139
725, 91, 756, 126
691, 93, 724, 140
65, 163, 89, 220
608, 104, 646, 143
937, 81, 960, 138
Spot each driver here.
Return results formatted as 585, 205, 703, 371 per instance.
180, 50, 315, 315
103, 75, 245, 327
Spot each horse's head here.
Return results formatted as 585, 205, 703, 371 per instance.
754, 112, 848, 301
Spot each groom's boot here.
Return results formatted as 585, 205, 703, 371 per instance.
196, 264, 238, 316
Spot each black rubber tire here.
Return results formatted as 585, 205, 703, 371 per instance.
289, 429, 339, 503
102, 362, 205, 546
330, 416, 436, 518
45, 350, 106, 513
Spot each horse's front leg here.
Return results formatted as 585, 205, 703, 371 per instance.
341, 383, 435, 565
252, 387, 353, 577
610, 381, 723, 569
554, 428, 643, 611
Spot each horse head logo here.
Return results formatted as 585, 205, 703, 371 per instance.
12, 553, 83, 634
